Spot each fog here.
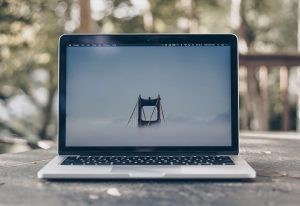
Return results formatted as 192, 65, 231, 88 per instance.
66, 116, 231, 146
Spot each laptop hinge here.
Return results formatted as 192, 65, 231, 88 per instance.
59, 151, 238, 156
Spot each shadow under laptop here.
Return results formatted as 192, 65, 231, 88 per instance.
44, 178, 259, 184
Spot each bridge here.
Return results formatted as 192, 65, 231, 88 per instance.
127, 95, 165, 127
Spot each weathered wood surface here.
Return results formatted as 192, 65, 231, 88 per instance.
1, 135, 300, 206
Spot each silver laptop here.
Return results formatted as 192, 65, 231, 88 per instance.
38, 34, 256, 179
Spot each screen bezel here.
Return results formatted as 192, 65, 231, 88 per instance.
58, 34, 239, 155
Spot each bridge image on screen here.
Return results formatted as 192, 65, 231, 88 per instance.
65, 46, 232, 147
127, 95, 165, 127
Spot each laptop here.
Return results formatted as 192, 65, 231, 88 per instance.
38, 34, 256, 179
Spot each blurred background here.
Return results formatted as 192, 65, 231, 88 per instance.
0, 0, 300, 153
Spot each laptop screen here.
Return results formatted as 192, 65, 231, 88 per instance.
65, 44, 232, 147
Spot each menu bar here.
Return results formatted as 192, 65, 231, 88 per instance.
67, 43, 230, 47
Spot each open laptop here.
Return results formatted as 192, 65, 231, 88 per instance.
38, 34, 256, 179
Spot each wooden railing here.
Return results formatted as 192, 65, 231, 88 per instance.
240, 54, 300, 67
239, 53, 300, 131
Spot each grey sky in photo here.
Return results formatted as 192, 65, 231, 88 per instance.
66, 46, 231, 120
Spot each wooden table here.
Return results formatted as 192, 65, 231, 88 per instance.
1, 134, 300, 206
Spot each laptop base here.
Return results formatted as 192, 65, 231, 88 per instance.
38, 155, 256, 179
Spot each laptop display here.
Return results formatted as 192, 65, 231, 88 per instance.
65, 42, 232, 147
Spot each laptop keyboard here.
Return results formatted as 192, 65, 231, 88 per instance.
61, 155, 234, 166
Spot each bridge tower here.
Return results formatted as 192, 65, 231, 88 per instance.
138, 95, 161, 127
127, 95, 165, 127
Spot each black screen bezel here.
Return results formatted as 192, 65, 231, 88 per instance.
58, 34, 239, 155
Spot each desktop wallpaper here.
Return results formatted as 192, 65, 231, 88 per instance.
65, 46, 232, 146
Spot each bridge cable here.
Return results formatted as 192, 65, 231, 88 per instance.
148, 98, 159, 126
160, 103, 165, 123
127, 100, 138, 126
142, 108, 147, 120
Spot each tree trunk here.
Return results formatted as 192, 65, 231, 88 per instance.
247, 68, 267, 130
38, 64, 57, 140
239, 66, 250, 130
297, 0, 300, 131
237, 0, 269, 131
184, 0, 199, 33
79, 0, 95, 33
38, 85, 56, 140
143, 3, 154, 32
280, 66, 290, 130
259, 66, 269, 130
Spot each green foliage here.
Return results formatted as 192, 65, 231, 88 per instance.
240, 0, 298, 52
0, 0, 71, 140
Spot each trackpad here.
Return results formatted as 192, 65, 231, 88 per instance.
112, 166, 180, 177
129, 172, 165, 178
